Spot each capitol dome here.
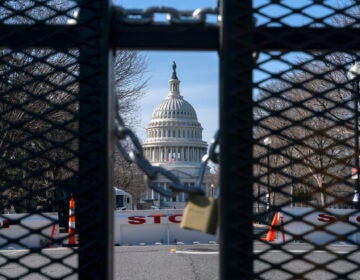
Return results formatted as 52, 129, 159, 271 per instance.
143, 61, 207, 163
142, 62, 209, 208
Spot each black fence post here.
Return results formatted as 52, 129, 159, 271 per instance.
77, 1, 114, 279
219, 1, 254, 279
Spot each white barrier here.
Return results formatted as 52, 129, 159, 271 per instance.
0, 210, 218, 249
270, 207, 360, 245
0, 213, 59, 249
6, 207, 360, 248
114, 210, 218, 245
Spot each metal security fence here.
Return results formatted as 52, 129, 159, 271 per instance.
252, 1, 360, 279
0, 1, 113, 279
0, 0, 360, 280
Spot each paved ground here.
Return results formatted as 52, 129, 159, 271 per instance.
1, 243, 360, 279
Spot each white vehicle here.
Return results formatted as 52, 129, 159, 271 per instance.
114, 187, 133, 210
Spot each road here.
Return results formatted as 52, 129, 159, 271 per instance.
1, 242, 360, 279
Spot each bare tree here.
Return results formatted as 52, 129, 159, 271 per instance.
0, 2, 149, 212
254, 52, 355, 208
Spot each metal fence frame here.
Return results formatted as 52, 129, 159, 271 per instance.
2, 0, 360, 279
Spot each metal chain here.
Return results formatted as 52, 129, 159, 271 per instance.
114, 102, 220, 197
114, 6, 219, 25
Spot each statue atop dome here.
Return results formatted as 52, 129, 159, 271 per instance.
171, 61, 178, 80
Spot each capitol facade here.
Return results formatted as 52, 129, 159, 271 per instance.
142, 62, 209, 209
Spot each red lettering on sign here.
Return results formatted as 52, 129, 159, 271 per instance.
128, 216, 146, 225
148, 214, 165, 223
128, 213, 184, 224
169, 214, 182, 223
318, 213, 336, 223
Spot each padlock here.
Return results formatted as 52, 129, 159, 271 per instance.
180, 194, 218, 235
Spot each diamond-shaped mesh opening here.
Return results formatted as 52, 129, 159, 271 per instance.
254, 1, 360, 279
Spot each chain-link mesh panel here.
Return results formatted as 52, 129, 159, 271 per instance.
252, 1, 360, 279
2, 0, 360, 279
0, 1, 113, 279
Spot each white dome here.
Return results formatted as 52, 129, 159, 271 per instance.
151, 95, 197, 120
143, 61, 207, 165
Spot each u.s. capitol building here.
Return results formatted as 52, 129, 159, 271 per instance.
142, 62, 209, 209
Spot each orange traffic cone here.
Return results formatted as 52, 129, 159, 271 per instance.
262, 212, 279, 242
67, 193, 76, 246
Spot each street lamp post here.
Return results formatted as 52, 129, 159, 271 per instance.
210, 184, 215, 198
347, 62, 360, 207
264, 137, 272, 210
